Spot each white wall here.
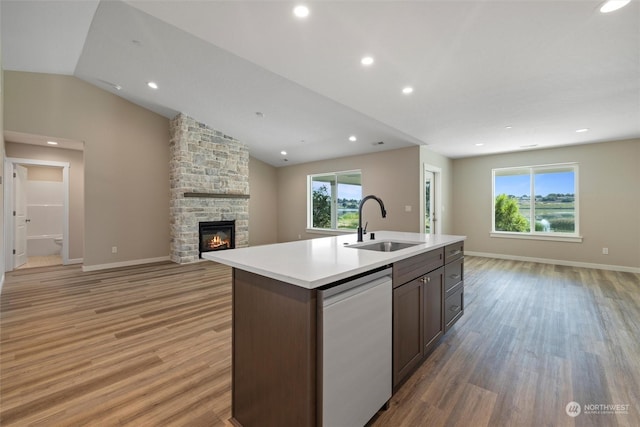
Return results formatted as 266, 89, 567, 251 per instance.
452, 139, 640, 271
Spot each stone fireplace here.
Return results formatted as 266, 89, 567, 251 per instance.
169, 113, 249, 264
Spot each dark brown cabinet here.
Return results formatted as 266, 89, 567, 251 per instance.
392, 242, 464, 388
423, 268, 444, 352
443, 243, 464, 332
393, 278, 424, 385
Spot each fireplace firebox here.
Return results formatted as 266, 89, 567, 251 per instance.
199, 220, 235, 257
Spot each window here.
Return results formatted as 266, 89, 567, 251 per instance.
308, 171, 362, 231
492, 163, 580, 240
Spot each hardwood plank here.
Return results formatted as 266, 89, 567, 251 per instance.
372, 257, 640, 427
1, 261, 233, 426
2, 257, 639, 426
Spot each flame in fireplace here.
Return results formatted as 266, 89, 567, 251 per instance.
208, 235, 230, 250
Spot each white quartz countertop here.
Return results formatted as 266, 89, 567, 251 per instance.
202, 231, 466, 289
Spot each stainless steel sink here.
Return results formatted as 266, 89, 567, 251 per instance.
347, 241, 420, 252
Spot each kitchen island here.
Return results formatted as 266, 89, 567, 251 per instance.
203, 231, 466, 427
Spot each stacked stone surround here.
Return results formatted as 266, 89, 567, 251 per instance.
170, 113, 249, 264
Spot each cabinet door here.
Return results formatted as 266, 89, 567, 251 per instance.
393, 279, 423, 388
423, 267, 444, 354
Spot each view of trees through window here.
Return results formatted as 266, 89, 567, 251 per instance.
493, 165, 577, 234
310, 172, 362, 230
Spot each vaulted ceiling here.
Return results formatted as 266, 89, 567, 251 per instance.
2, 0, 639, 166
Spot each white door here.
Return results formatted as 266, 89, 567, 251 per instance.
14, 164, 28, 268
424, 170, 435, 234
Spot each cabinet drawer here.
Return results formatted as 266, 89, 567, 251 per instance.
444, 241, 464, 264
444, 258, 464, 295
393, 249, 444, 287
444, 284, 463, 330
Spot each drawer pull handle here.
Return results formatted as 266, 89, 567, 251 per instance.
449, 250, 462, 256
449, 305, 461, 312
449, 274, 461, 280
419, 276, 431, 283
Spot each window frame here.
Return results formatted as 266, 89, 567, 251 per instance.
491, 162, 582, 243
307, 170, 362, 233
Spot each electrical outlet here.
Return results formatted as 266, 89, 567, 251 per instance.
112, 246, 118, 254
405, 205, 412, 212
602, 247, 608, 255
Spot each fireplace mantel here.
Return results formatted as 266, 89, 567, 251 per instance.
184, 192, 250, 199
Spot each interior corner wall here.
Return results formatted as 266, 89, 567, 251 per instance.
3, 71, 170, 269
4, 142, 84, 261
451, 138, 640, 269
249, 156, 278, 246
276, 146, 421, 243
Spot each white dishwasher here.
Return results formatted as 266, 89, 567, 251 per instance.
319, 267, 392, 427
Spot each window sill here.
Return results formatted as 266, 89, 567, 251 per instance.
306, 228, 356, 236
490, 232, 583, 243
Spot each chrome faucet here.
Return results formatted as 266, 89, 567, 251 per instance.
357, 195, 387, 242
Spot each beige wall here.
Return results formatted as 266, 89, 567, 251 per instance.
5, 142, 84, 261
4, 71, 170, 268
276, 147, 421, 242
420, 146, 454, 234
1, 37, 4, 285
248, 156, 278, 246
452, 139, 640, 269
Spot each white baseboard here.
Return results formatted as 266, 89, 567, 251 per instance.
66, 258, 83, 265
82, 256, 171, 272
466, 251, 640, 274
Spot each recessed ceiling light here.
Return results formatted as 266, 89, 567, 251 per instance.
293, 5, 310, 18
600, 0, 631, 13
361, 56, 374, 66
505, 126, 513, 129
47, 141, 58, 145
281, 150, 288, 156
97, 79, 122, 91
576, 128, 590, 133
349, 135, 357, 142
475, 143, 485, 147
402, 86, 414, 94
147, 81, 158, 90
520, 144, 538, 148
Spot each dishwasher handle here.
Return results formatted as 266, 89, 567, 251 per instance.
320, 267, 392, 306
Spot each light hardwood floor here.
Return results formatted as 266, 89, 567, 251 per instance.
1, 257, 638, 426
16, 255, 63, 270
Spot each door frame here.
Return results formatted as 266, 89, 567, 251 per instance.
4, 157, 71, 272
420, 163, 442, 235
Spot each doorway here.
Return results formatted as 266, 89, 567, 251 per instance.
421, 163, 442, 235
424, 170, 435, 233
4, 158, 70, 270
